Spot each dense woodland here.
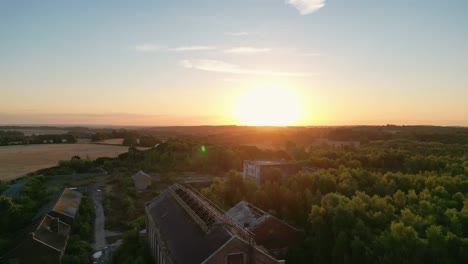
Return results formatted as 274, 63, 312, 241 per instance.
1, 125, 467, 263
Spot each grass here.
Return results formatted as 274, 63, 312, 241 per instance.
95, 138, 124, 145
0, 143, 130, 180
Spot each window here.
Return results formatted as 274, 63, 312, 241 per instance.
227, 253, 244, 264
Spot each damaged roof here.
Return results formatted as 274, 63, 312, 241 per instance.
147, 190, 233, 264
33, 214, 71, 252
224, 200, 270, 230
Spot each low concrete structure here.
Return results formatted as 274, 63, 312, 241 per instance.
132, 170, 152, 190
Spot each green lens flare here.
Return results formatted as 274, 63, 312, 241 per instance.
201, 145, 206, 152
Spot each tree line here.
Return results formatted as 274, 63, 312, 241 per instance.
201, 167, 467, 263
0, 130, 77, 145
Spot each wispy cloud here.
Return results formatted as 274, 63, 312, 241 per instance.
134, 44, 216, 52
302, 53, 321, 57
223, 78, 243, 82
225, 32, 249, 37
286, 0, 325, 15
180, 59, 314, 77
223, 47, 271, 54
134, 44, 162, 52
169, 46, 217, 52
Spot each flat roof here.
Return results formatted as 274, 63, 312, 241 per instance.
245, 160, 296, 166
51, 188, 82, 218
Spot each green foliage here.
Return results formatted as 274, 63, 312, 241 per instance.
104, 169, 150, 231
123, 135, 138, 146
75, 194, 95, 241
139, 135, 161, 147
62, 235, 93, 264
307, 139, 467, 175
58, 157, 94, 173
0, 176, 52, 255
112, 230, 153, 264
0, 130, 25, 145
202, 166, 467, 263
62, 194, 95, 264
0, 131, 77, 145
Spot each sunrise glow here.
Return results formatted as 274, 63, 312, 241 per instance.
234, 86, 302, 126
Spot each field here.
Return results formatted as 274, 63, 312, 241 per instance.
96, 138, 124, 145
0, 144, 130, 180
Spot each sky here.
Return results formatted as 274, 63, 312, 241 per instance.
1, 0, 467, 126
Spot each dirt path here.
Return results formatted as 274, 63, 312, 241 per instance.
92, 186, 107, 251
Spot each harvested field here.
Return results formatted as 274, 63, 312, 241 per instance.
96, 138, 124, 145
0, 144, 130, 181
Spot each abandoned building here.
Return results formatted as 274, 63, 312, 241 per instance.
243, 160, 299, 183
46, 187, 83, 225
3, 188, 82, 264
145, 184, 284, 264
132, 170, 152, 190
225, 200, 304, 257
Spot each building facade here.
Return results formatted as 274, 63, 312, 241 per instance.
145, 184, 283, 264
243, 160, 299, 183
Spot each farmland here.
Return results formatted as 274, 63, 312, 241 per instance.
0, 143, 130, 180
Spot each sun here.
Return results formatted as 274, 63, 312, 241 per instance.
233, 86, 302, 126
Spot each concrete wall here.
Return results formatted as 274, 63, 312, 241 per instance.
204, 237, 280, 264
146, 209, 172, 264
134, 176, 151, 190
252, 217, 303, 253
243, 161, 299, 183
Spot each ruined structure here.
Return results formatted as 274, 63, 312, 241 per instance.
243, 160, 299, 183
225, 201, 304, 257
3, 188, 82, 264
145, 184, 283, 264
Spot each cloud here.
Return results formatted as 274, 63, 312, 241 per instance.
180, 59, 314, 77
169, 46, 217, 52
134, 44, 162, 52
223, 47, 271, 54
225, 32, 249, 37
286, 0, 325, 15
134, 44, 216, 52
223, 78, 243, 82
302, 53, 321, 57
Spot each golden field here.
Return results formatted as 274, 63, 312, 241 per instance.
0, 144, 130, 180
